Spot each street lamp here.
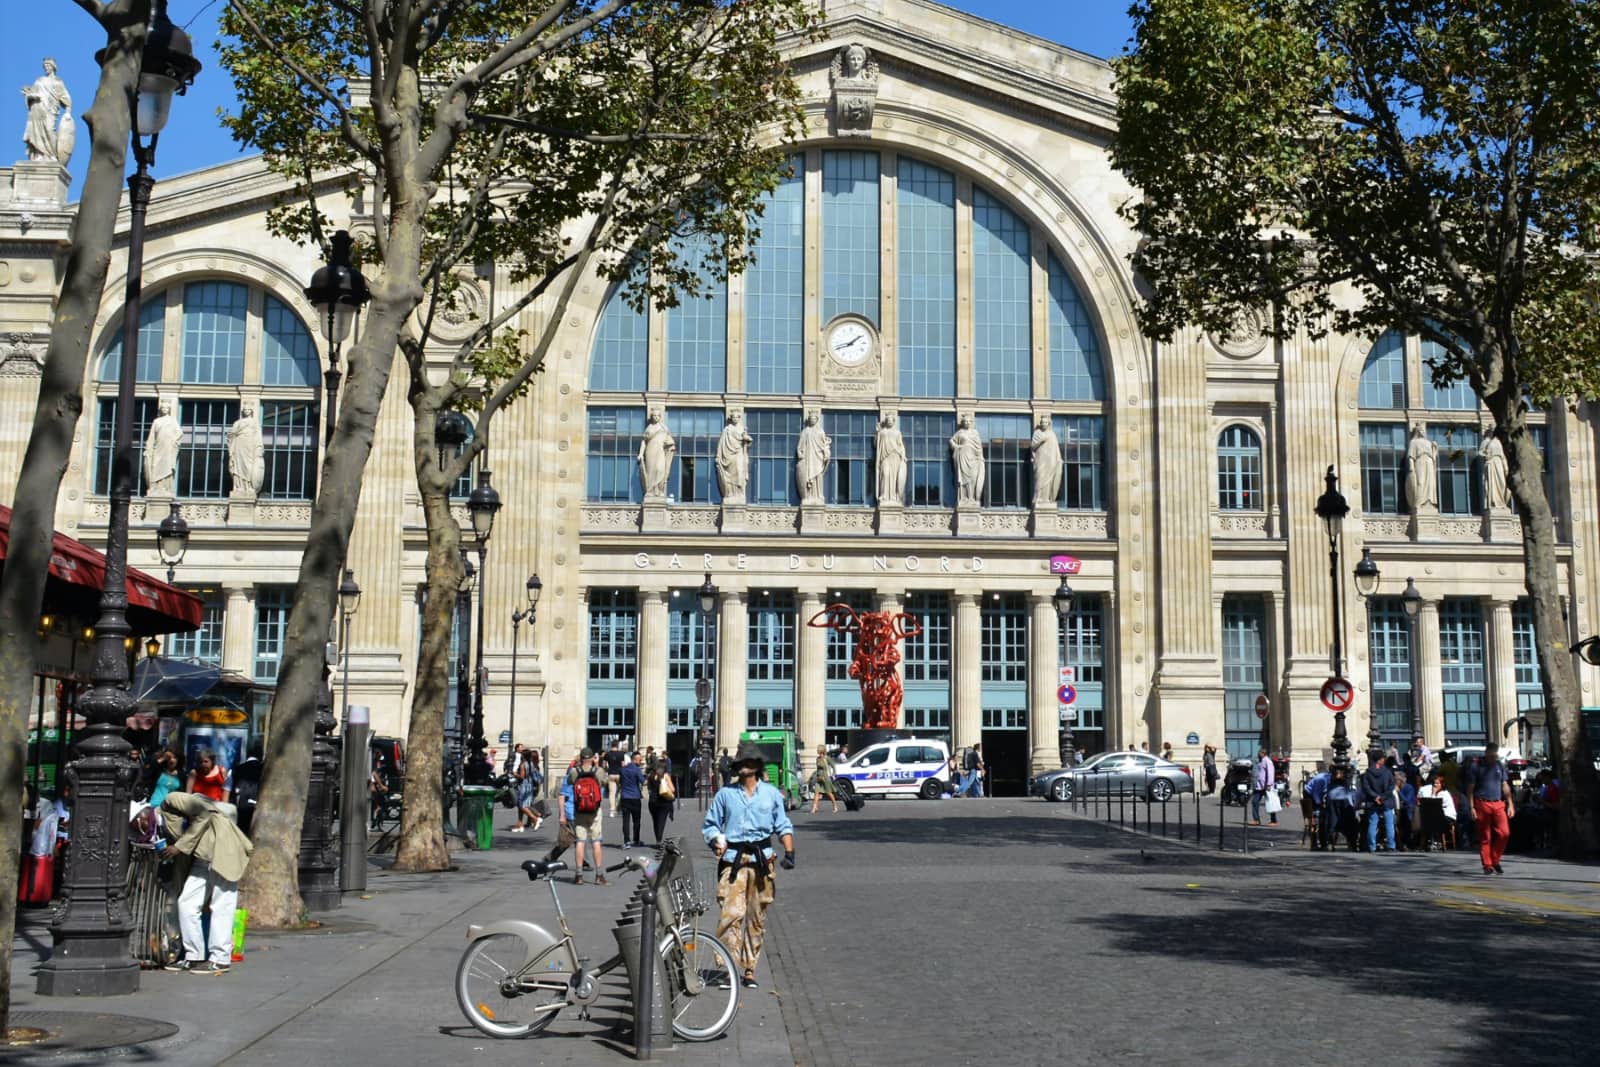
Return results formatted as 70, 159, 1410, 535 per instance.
1353, 546, 1380, 599
463, 470, 501, 785
338, 569, 361, 727
156, 501, 189, 584
144, 637, 160, 660
1400, 577, 1424, 744
37, 0, 199, 999
696, 572, 718, 808
303, 231, 372, 447
1313, 465, 1353, 776
509, 573, 541, 755
450, 547, 476, 787
1052, 574, 1076, 767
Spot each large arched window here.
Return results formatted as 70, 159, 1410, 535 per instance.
1421, 336, 1476, 410
581, 150, 1113, 516
1217, 425, 1263, 511
91, 281, 321, 501
1359, 331, 1406, 409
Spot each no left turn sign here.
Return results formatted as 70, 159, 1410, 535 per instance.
1320, 677, 1355, 712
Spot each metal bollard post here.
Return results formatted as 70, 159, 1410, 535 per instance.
1241, 790, 1249, 855
1218, 788, 1225, 850
1145, 772, 1152, 834
1162, 786, 1168, 839
636, 881, 657, 1061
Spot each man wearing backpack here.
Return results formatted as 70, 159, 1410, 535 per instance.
563, 748, 610, 885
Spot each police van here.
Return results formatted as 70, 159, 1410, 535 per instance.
834, 738, 951, 800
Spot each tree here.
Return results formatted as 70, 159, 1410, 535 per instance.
1111, 0, 1600, 856
217, 0, 812, 914
0, 0, 178, 1032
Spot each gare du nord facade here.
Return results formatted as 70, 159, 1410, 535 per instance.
3, 0, 1599, 796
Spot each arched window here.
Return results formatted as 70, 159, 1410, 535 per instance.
971, 188, 1030, 400
1359, 331, 1406, 409
91, 282, 321, 502
745, 159, 804, 394
588, 285, 647, 392
1421, 336, 1476, 410
896, 158, 956, 397
664, 231, 726, 394
1217, 425, 1263, 511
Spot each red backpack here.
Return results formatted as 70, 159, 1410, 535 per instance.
573, 770, 602, 814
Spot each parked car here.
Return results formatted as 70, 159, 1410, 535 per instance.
833, 738, 951, 800
1030, 750, 1196, 803
1439, 744, 1532, 780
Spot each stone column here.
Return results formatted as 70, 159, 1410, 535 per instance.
715, 591, 748, 754
953, 592, 983, 750
636, 588, 669, 751
1028, 592, 1060, 775
796, 591, 827, 782
1416, 599, 1445, 746
220, 584, 256, 676
1490, 598, 1517, 747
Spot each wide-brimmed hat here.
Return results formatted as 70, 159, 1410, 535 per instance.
732, 741, 765, 768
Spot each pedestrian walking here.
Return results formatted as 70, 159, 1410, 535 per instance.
809, 744, 839, 814
604, 740, 626, 816
1159, 740, 1174, 763
647, 758, 676, 843
619, 751, 645, 847
702, 742, 796, 991
1202, 744, 1218, 796
563, 748, 609, 885
1249, 747, 1278, 826
160, 792, 252, 974
960, 744, 984, 797
511, 745, 545, 833
1360, 753, 1398, 853
718, 748, 733, 787
1463, 740, 1515, 874
229, 740, 263, 836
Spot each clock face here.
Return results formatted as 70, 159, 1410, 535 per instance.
827, 319, 873, 366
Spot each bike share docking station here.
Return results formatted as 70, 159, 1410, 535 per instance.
613, 838, 693, 1054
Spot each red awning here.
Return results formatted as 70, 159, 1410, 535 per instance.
0, 503, 203, 633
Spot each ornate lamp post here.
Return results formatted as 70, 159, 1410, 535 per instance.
1314, 466, 1354, 777
155, 501, 189, 584
1052, 574, 1076, 767
1400, 577, 1424, 744
464, 470, 501, 785
696, 572, 718, 809
303, 230, 371, 447
450, 548, 475, 789
508, 574, 541, 754
36, 0, 199, 997
338, 569, 361, 726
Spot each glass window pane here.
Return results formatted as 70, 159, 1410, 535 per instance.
181, 281, 248, 384
1217, 425, 1263, 511
978, 413, 1031, 508
262, 296, 318, 387
1358, 331, 1406, 409
666, 407, 723, 505
261, 399, 317, 499
589, 282, 648, 392
896, 159, 955, 397
971, 189, 1030, 400
745, 159, 804, 394
824, 410, 877, 506
902, 412, 955, 508
167, 592, 224, 665
1359, 423, 1406, 514
585, 406, 644, 503
1428, 424, 1481, 515
98, 292, 165, 383
1048, 254, 1102, 401
178, 399, 239, 498
822, 151, 880, 323
94, 397, 158, 496
253, 586, 293, 681
1053, 414, 1105, 510
1422, 336, 1476, 410
747, 408, 801, 505
664, 233, 726, 393
1222, 595, 1266, 759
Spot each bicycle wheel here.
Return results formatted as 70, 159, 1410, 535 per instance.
659, 929, 739, 1041
456, 933, 565, 1038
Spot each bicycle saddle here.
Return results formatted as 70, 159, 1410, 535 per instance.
521, 859, 567, 881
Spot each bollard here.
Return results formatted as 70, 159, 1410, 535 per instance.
1241, 788, 1249, 855
1196, 783, 1202, 842
636, 881, 658, 1061
1161, 786, 1168, 839
1176, 789, 1183, 842
1218, 788, 1226, 850
1144, 772, 1152, 834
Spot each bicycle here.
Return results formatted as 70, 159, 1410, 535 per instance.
454, 838, 739, 1042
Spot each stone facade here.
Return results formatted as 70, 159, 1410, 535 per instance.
2, 0, 1597, 792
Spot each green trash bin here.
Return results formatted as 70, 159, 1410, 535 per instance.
459, 786, 498, 850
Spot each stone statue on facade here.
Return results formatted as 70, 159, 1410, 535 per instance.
715, 410, 752, 503
638, 409, 675, 499
875, 414, 906, 504
144, 399, 181, 497
228, 402, 265, 496
950, 414, 984, 506
1405, 423, 1438, 510
1481, 429, 1509, 509
796, 410, 832, 505
20, 59, 73, 165
829, 43, 879, 136
1031, 415, 1062, 506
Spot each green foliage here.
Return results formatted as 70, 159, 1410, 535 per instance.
1112, 0, 1600, 406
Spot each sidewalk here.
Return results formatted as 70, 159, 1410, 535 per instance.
7, 811, 792, 1066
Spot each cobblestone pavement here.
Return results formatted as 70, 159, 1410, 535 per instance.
767, 797, 1600, 1067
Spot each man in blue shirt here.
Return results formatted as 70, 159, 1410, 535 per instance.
702, 741, 796, 990
1463, 741, 1515, 874
1303, 769, 1331, 850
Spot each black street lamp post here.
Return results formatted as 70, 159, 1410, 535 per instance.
156, 502, 189, 584
303, 230, 371, 448
36, 1, 199, 997
339, 569, 361, 726
1314, 466, 1354, 777
1401, 577, 1424, 744
464, 470, 502, 785
1053, 575, 1076, 767
696, 572, 718, 809
451, 548, 475, 791
508, 574, 541, 756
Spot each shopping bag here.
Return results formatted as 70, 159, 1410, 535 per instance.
1264, 790, 1283, 815
232, 908, 249, 962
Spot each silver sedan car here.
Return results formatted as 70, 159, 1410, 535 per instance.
1029, 750, 1196, 803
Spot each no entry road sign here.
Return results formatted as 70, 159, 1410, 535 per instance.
1320, 677, 1355, 712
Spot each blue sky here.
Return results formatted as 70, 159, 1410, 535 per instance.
2, 2, 1134, 201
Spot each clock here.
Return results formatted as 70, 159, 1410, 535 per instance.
825, 316, 876, 367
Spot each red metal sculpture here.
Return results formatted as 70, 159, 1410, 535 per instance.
807, 603, 921, 729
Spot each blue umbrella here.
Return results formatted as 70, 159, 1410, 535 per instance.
131, 656, 221, 705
